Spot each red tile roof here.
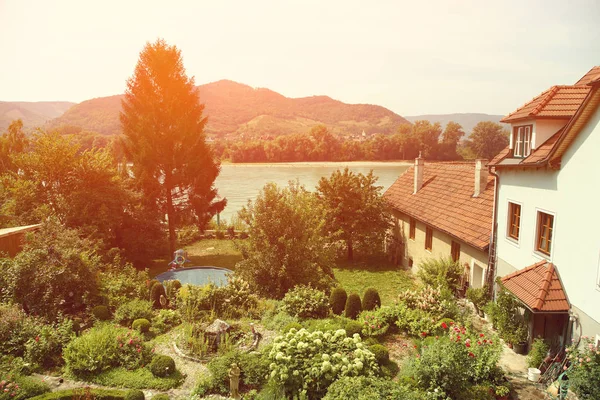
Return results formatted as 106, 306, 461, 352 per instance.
501, 86, 590, 123
501, 261, 570, 312
489, 128, 564, 167
384, 162, 493, 250
575, 66, 600, 86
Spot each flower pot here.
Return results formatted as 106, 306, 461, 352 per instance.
513, 341, 527, 355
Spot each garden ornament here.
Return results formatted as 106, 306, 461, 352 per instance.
167, 249, 190, 270
229, 362, 241, 399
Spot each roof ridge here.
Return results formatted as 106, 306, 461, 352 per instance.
531, 86, 559, 116
534, 263, 554, 310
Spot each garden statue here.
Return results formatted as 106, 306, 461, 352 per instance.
229, 363, 241, 399
249, 323, 263, 350
167, 249, 190, 270
159, 294, 168, 308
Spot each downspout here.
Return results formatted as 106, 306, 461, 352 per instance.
485, 167, 500, 299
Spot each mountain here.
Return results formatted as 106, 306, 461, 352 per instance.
0, 101, 75, 132
404, 113, 506, 136
46, 80, 410, 137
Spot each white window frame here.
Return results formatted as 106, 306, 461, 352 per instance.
513, 125, 532, 158
532, 208, 556, 261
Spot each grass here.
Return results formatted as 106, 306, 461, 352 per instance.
89, 367, 184, 390
148, 239, 243, 277
333, 256, 416, 305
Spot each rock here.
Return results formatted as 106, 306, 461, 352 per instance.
205, 319, 230, 335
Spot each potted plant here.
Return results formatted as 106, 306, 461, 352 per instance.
494, 384, 510, 400
511, 325, 528, 355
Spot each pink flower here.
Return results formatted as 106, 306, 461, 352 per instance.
129, 339, 133, 345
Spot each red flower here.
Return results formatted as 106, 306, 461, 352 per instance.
479, 333, 485, 337
477, 341, 482, 345
449, 321, 454, 325
35, 336, 39, 342
420, 332, 427, 337
441, 322, 448, 329
468, 352, 475, 358
465, 342, 471, 348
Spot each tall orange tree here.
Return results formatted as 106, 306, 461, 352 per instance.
121, 39, 225, 254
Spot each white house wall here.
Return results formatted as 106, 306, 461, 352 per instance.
496, 105, 600, 336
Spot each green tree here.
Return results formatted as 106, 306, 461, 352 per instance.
395, 123, 418, 160
0, 119, 29, 173
317, 168, 391, 261
412, 120, 442, 159
438, 121, 465, 160
468, 121, 509, 160
120, 39, 225, 254
236, 181, 334, 298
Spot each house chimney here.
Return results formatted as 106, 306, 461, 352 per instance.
413, 153, 424, 194
474, 159, 488, 197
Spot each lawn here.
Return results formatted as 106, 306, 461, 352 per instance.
150, 239, 415, 306
148, 239, 243, 277
333, 257, 416, 305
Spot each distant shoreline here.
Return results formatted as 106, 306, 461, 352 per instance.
220, 161, 413, 167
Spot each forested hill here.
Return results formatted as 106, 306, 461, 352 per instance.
404, 113, 505, 136
0, 101, 75, 132
45, 80, 410, 137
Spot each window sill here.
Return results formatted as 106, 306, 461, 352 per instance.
533, 250, 552, 262
505, 236, 520, 248
425, 249, 432, 253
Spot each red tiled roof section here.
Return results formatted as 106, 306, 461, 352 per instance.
488, 127, 565, 167
574, 66, 600, 86
501, 261, 570, 312
383, 162, 493, 250
501, 86, 590, 123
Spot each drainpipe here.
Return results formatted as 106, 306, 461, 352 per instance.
485, 167, 500, 299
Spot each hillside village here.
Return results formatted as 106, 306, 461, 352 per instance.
0, 36, 599, 400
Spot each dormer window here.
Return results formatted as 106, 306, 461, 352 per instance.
513, 125, 532, 158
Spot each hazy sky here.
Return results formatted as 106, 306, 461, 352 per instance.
1, 0, 599, 115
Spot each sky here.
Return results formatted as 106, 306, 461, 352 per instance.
1, 0, 599, 116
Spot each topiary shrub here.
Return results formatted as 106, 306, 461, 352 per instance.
147, 279, 160, 296
131, 318, 151, 333
362, 288, 381, 311
344, 294, 362, 320
150, 282, 167, 309
329, 287, 347, 315
150, 395, 169, 400
124, 389, 145, 400
343, 319, 363, 337
92, 305, 111, 321
281, 285, 329, 319
368, 344, 389, 364
149, 355, 176, 377
114, 299, 153, 326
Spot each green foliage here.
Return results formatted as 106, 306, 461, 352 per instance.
114, 299, 153, 326
0, 304, 41, 357
98, 263, 150, 310
236, 181, 335, 298
260, 308, 299, 333
29, 388, 132, 400
152, 309, 181, 334
362, 288, 381, 311
397, 285, 459, 321
323, 376, 421, 400
358, 310, 389, 337
267, 328, 378, 399
205, 350, 270, 395
149, 355, 176, 377
164, 279, 182, 307
329, 287, 347, 315
131, 319, 151, 333
527, 338, 549, 368
567, 336, 600, 399
93, 305, 112, 321
150, 282, 166, 309
344, 294, 362, 320
151, 395, 169, 400
89, 367, 183, 391
494, 285, 527, 344
24, 319, 75, 370
124, 390, 145, 400
466, 286, 490, 312
368, 344, 389, 364
0, 374, 50, 400
121, 38, 225, 252
417, 257, 463, 293
316, 168, 391, 261
63, 324, 151, 376
5, 221, 101, 319
467, 121, 509, 160
282, 285, 329, 319
282, 322, 303, 333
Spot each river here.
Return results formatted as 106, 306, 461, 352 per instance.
214, 161, 411, 223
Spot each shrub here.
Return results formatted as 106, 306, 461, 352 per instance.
494, 285, 527, 344
176, 284, 218, 322
24, 318, 75, 370
344, 293, 362, 319
397, 285, 459, 320
149, 355, 176, 377
164, 280, 182, 306
358, 310, 389, 337
416, 257, 462, 293
153, 309, 182, 334
323, 376, 421, 400
567, 336, 600, 400
151, 395, 169, 400
0, 374, 50, 400
114, 299, 153, 326
343, 319, 363, 336
92, 305, 111, 321
28, 388, 132, 400
282, 285, 329, 319
466, 286, 490, 313
124, 390, 145, 400
369, 344, 389, 364
132, 319, 151, 333
362, 288, 381, 311
206, 350, 270, 394
0, 304, 42, 357
261, 307, 299, 332
150, 282, 167, 309
214, 275, 259, 318
63, 324, 151, 376
329, 287, 347, 315
268, 328, 378, 399
98, 262, 150, 310
527, 338, 549, 368
177, 225, 201, 246
282, 322, 303, 333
